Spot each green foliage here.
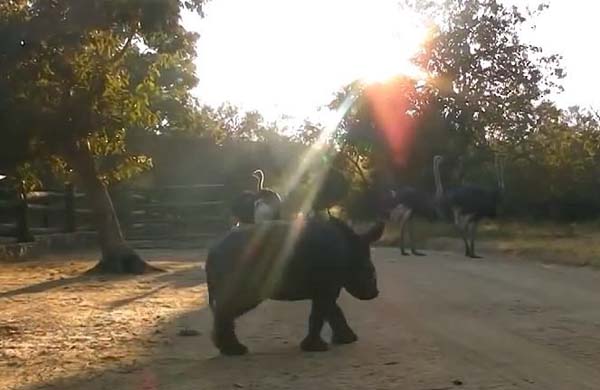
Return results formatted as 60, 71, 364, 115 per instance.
194, 103, 283, 143
0, 0, 207, 185
411, 0, 564, 147
503, 104, 600, 219
15, 163, 43, 193
316, 1, 600, 220
332, 1, 563, 163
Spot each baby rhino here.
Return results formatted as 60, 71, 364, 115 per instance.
205, 216, 384, 355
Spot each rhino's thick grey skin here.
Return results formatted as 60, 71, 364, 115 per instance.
205, 216, 384, 356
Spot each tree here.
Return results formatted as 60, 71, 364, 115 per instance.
0, 0, 207, 273
504, 103, 600, 219
193, 103, 284, 143
411, 0, 564, 148
327, 77, 428, 189
325, 1, 564, 191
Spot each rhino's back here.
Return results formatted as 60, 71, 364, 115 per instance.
206, 220, 348, 300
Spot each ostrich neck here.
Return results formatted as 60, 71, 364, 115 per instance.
256, 172, 264, 191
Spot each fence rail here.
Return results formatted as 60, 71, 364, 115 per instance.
0, 182, 230, 244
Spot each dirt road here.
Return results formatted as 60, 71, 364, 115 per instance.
5, 248, 600, 389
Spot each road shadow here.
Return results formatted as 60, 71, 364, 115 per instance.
0, 249, 195, 299
0, 274, 95, 299
106, 285, 169, 310
152, 264, 206, 289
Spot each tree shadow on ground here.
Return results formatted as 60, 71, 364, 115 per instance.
106, 285, 169, 310
0, 256, 204, 301
0, 274, 95, 299
152, 264, 206, 289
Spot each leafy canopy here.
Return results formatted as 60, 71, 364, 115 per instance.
0, 0, 207, 185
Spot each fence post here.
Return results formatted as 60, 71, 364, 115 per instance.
15, 181, 34, 242
42, 191, 50, 228
64, 182, 76, 233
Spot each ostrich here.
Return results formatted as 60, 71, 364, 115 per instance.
381, 184, 437, 256
433, 154, 505, 258
252, 169, 282, 223
230, 169, 282, 226
231, 190, 258, 225
307, 168, 350, 218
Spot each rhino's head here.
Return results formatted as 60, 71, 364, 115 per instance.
330, 218, 385, 300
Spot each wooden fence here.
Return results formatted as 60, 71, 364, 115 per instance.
0, 182, 231, 246
0, 183, 90, 242
114, 183, 231, 245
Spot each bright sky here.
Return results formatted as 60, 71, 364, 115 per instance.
182, 0, 600, 123
516, 0, 600, 110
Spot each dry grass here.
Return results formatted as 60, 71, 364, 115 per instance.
380, 219, 600, 267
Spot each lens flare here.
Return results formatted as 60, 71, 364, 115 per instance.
219, 90, 362, 303
280, 90, 360, 203
362, 77, 418, 167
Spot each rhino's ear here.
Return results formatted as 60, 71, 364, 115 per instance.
361, 221, 385, 244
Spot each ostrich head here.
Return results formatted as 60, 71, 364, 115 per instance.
252, 169, 265, 191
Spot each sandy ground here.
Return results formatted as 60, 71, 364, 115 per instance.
1, 248, 600, 390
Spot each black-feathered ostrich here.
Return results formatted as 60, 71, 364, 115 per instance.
231, 190, 258, 225
381, 185, 437, 256
307, 168, 350, 218
230, 169, 282, 226
433, 154, 505, 258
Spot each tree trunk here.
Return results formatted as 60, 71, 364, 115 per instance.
64, 142, 159, 274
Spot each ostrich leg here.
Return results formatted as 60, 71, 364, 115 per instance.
399, 218, 409, 256
408, 215, 425, 256
462, 229, 471, 257
468, 220, 482, 258
453, 209, 471, 256
392, 206, 411, 256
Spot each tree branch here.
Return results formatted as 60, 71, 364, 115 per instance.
109, 29, 136, 65
340, 151, 370, 188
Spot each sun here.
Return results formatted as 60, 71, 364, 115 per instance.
349, 3, 430, 85
184, 0, 430, 121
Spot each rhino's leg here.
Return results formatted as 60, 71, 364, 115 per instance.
328, 303, 358, 345
212, 314, 248, 356
300, 300, 329, 352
